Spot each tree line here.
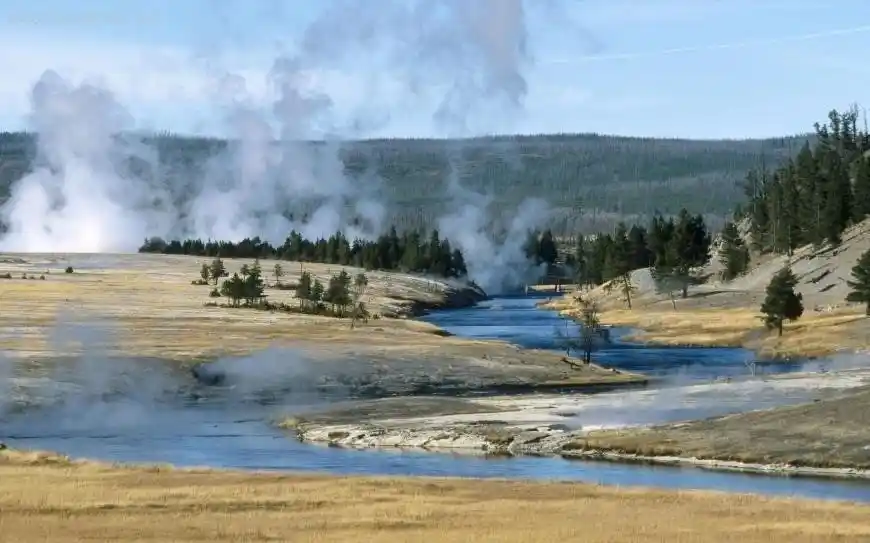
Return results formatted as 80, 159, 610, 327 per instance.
569, 208, 718, 306
742, 108, 870, 252
140, 227, 468, 278
141, 224, 565, 283
725, 108, 870, 338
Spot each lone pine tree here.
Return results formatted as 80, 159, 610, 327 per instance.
846, 248, 870, 315
760, 266, 804, 336
578, 299, 601, 364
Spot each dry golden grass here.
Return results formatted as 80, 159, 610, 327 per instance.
565, 387, 870, 469
0, 253, 487, 357
0, 253, 642, 388
552, 300, 870, 359
1, 451, 869, 543
0, 253, 454, 359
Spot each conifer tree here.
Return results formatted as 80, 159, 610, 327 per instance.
537, 229, 559, 270
852, 154, 870, 222
451, 247, 467, 277
310, 279, 325, 308
794, 142, 823, 247
647, 214, 675, 268
220, 273, 245, 307
585, 234, 611, 286
760, 266, 804, 336
243, 260, 265, 305
665, 209, 711, 298
745, 169, 771, 252
296, 271, 312, 310
718, 222, 750, 281
325, 270, 352, 315
846, 248, 870, 315
209, 256, 227, 286
819, 149, 852, 245
627, 224, 652, 269
604, 223, 634, 308
779, 164, 802, 255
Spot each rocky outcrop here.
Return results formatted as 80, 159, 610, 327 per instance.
287, 420, 870, 480
398, 281, 488, 317
291, 421, 572, 455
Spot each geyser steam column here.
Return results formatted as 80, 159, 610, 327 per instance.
0, 71, 176, 253
0, 0, 554, 273
423, 0, 553, 294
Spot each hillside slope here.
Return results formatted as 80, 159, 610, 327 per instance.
0, 131, 806, 233
551, 218, 870, 358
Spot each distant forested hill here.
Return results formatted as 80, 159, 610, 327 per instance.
0, 131, 809, 234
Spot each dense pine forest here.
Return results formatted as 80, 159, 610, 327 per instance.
139, 228, 471, 278
564, 107, 870, 304
740, 109, 870, 253
0, 130, 806, 234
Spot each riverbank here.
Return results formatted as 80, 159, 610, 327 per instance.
282, 367, 870, 479
2, 447, 869, 542
542, 296, 868, 360
563, 385, 870, 472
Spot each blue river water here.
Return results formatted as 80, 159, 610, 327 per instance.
3, 293, 870, 503
422, 294, 802, 382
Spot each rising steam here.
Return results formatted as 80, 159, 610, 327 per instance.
0, 0, 548, 291
0, 71, 176, 252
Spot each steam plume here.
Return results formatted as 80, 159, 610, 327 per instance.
0, 0, 549, 291
0, 71, 175, 252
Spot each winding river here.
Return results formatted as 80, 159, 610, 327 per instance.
3, 293, 870, 503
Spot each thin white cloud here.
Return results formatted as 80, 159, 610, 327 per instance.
575, 0, 826, 27
545, 23, 870, 65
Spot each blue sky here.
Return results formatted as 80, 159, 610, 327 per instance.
1, 0, 869, 139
